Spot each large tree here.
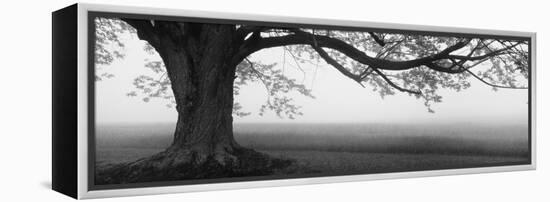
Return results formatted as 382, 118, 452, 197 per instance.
94, 17, 529, 184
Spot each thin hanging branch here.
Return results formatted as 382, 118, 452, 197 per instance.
244, 58, 272, 94
370, 67, 422, 94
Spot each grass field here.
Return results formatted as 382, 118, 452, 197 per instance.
96, 122, 530, 175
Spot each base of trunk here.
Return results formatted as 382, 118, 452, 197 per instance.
95, 146, 295, 185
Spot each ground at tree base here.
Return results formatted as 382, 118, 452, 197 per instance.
95, 147, 528, 185
95, 148, 317, 184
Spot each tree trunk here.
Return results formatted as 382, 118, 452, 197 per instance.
160, 24, 240, 164
96, 24, 293, 184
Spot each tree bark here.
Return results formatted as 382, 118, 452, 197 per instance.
160, 24, 240, 163
96, 23, 293, 184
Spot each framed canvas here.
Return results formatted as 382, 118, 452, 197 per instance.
52, 3, 536, 199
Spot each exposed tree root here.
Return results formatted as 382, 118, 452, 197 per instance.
96, 147, 296, 185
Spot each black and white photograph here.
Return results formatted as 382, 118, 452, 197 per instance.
4, 0, 550, 201
91, 12, 531, 188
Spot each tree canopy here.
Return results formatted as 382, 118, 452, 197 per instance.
94, 17, 529, 118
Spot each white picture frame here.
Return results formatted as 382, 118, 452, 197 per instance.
52, 3, 536, 199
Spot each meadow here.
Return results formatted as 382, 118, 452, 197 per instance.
96, 122, 530, 175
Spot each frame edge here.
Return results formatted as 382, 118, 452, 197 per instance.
52, 3, 79, 199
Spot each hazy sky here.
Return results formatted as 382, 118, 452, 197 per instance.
95, 30, 529, 125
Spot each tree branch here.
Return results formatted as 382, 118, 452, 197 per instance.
450, 59, 528, 89
121, 18, 161, 47
369, 32, 386, 46
370, 68, 422, 94
310, 45, 365, 87
447, 41, 521, 61
235, 30, 471, 72
236, 26, 268, 39
233, 28, 526, 93
282, 46, 306, 80
310, 34, 419, 94
244, 58, 273, 96
463, 68, 527, 89
376, 39, 404, 59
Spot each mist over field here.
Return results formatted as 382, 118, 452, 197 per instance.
96, 122, 529, 174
